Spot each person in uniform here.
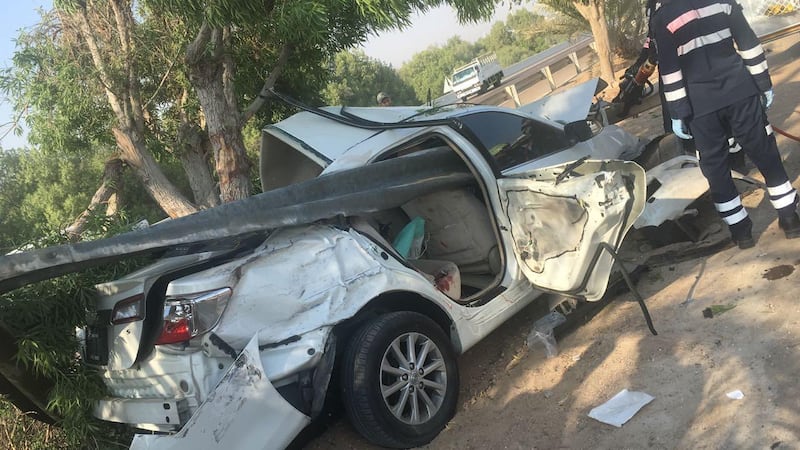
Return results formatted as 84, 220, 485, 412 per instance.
653, 0, 800, 248
620, 0, 749, 173
376, 91, 392, 106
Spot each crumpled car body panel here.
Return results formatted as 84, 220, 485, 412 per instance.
128, 336, 309, 450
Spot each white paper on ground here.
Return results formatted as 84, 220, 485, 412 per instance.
587, 389, 655, 427
726, 390, 744, 400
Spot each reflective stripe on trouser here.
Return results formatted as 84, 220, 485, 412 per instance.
714, 195, 748, 225
690, 94, 795, 218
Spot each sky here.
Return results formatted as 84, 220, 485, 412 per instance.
361, 2, 536, 67
0, 0, 51, 150
0, 1, 533, 150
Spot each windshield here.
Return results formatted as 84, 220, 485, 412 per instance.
458, 111, 571, 171
452, 66, 477, 84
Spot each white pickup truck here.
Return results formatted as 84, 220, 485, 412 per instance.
447, 53, 504, 102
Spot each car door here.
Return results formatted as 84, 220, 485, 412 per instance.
496, 159, 646, 301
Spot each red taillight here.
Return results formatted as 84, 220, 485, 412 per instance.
156, 317, 192, 344
155, 288, 232, 346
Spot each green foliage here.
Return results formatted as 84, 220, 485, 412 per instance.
483, 9, 566, 66
2, 11, 114, 153
400, 37, 481, 100
538, 0, 648, 57
398, 9, 566, 100
0, 147, 165, 255
0, 220, 150, 448
322, 50, 418, 106
605, 0, 649, 56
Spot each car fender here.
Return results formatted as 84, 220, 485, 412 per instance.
204, 225, 463, 353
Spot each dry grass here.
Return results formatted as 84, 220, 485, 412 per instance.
0, 399, 70, 450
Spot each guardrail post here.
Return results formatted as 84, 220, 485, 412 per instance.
504, 84, 521, 107
568, 51, 583, 73
540, 66, 557, 91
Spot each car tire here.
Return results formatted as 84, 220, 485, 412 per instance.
341, 311, 459, 448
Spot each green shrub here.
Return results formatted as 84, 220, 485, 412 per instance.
0, 213, 150, 448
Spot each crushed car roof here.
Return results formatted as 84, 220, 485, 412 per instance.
263, 78, 600, 167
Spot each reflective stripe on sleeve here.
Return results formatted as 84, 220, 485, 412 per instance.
664, 87, 687, 102
739, 45, 765, 59
661, 70, 683, 85
746, 60, 768, 75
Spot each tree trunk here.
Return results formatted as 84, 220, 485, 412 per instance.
113, 128, 198, 218
575, 0, 617, 89
65, 158, 124, 240
64, 1, 199, 219
179, 146, 220, 210
106, 192, 119, 216
176, 121, 220, 209
187, 27, 251, 203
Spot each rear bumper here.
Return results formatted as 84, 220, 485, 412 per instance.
95, 398, 185, 431
128, 336, 310, 450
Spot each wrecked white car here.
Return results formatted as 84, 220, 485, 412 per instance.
0, 83, 710, 448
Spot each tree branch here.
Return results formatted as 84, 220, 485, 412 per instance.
0, 102, 29, 145
62, 2, 129, 126
65, 157, 124, 240
186, 21, 212, 66
241, 43, 292, 123
109, 0, 145, 132
143, 58, 176, 109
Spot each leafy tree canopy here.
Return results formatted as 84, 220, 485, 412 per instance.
398, 8, 566, 100
323, 50, 419, 106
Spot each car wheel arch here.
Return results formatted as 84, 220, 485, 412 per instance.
332, 291, 461, 355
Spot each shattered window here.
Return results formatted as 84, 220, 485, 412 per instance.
459, 112, 571, 171
375, 135, 452, 161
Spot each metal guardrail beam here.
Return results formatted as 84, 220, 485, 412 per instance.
502, 34, 594, 79
436, 34, 595, 105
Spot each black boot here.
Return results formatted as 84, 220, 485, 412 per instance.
778, 212, 800, 239
729, 217, 755, 249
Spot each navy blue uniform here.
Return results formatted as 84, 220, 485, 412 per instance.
652, 0, 797, 240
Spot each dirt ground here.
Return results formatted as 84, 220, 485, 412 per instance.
305, 31, 800, 450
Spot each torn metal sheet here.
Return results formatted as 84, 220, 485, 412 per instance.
517, 78, 601, 124
499, 160, 646, 300
128, 335, 309, 450
633, 155, 710, 229
0, 148, 471, 294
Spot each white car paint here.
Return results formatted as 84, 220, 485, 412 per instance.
85, 88, 708, 448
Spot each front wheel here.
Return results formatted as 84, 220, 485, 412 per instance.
341, 311, 459, 448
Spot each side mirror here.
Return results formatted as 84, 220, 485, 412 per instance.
564, 120, 593, 143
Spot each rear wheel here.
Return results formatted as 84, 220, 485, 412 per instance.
341, 311, 459, 448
